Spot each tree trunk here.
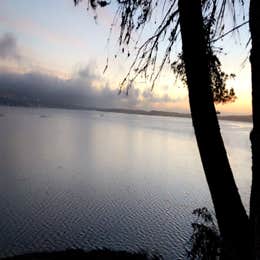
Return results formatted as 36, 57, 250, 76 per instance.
249, 0, 260, 259
178, 0, 251, 259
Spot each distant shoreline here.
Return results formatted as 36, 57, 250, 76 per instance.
95, 108, 252, 123
0, 104, 252, 123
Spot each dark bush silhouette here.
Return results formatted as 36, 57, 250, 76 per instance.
187, 208, 221, 260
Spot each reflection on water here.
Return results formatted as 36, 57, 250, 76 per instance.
0, 106, 252, 259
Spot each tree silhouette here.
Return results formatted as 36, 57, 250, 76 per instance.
249, 0, 260, 258
75, 0, 259, 259
179, 1, 250, 259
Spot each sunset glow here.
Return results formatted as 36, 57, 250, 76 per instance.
0, 0, 252, 114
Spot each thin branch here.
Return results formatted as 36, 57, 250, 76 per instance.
211, 20, 249, 43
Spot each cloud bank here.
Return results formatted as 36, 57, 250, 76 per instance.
0, 64, 185, 110
0, 33, 186, 110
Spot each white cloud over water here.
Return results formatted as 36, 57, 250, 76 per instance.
0, 64, 186, 110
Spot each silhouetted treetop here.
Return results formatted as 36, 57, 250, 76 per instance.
74, 0, 245, 103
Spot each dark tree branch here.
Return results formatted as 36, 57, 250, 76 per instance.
212, 20, 249, 43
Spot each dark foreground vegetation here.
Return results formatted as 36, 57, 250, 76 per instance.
2, 249, 160, 260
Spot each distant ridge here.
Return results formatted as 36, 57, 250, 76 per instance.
93, 108, 252, 123
94, 108, 191, 119
0, 102, 252, 123
218, 115, 252, 123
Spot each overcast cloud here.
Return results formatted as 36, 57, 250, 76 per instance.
0, 65, 185, 110
0, 33, 185, 110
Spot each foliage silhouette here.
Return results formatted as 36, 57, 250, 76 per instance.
187, 207, 221, 260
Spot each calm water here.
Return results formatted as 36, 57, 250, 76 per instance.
0, 106, 252, 259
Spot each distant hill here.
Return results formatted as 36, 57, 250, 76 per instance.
218, 115, 252, 123
95, 108, 192, 119
96, 108, 252, 123
0, 98, 252, 123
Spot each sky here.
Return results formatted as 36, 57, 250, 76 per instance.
0, 0, 252, 114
